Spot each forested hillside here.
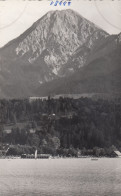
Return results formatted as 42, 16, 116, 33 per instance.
0, 97, 121, 156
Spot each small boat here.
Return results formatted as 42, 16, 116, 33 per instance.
35, 149, 37, 160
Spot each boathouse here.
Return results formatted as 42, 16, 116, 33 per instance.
114, 151, 121, 158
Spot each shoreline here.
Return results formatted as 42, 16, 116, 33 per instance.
0, 156, 120, 159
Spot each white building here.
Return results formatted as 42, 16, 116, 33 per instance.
114, 151, 121, 158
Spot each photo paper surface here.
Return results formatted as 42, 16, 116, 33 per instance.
0, 0, 121, 196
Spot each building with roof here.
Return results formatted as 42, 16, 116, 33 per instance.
21, 154, 51, 159
3, 129, 12, 134
114, 151, 121, 158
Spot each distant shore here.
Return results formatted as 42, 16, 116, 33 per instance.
0, 155, 120, 159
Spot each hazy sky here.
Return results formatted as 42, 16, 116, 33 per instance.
0, 0, 121, 47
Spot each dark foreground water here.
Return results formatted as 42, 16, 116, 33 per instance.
0, 158, 121, 196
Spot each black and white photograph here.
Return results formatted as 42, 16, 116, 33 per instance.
0, 0, 121, 195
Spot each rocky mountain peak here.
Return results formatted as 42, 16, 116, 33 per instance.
15, 9, 108, 74
0, 9, 110, 98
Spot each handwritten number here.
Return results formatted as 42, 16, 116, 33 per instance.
50, 1, 54, 5
68, 2, 71, 6
54, 1, 59, 6
59, 1, 63, 6
63, 1, 67, 6
50, 1, 71, 6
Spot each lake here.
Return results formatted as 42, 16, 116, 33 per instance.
0, 158, 121, 196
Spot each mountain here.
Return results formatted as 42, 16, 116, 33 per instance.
36, 33, 121, 99
0, 9, 108, 98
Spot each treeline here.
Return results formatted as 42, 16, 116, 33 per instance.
0, 97, 121, 155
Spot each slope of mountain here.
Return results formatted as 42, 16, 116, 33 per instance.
35, 33, 121, 98
0, 9, 108, 98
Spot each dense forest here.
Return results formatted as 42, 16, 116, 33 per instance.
0, 97, 121, 156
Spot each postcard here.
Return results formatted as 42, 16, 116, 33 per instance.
0, 0, 121, 196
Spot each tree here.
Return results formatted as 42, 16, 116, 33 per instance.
27, 134, 40, 147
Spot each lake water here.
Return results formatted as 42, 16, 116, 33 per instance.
0, 158, 121, 196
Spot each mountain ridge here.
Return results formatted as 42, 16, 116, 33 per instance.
35, 32, 121, 98
1, 9, 119, 99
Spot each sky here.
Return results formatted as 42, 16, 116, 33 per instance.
0, 0, 121, 47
